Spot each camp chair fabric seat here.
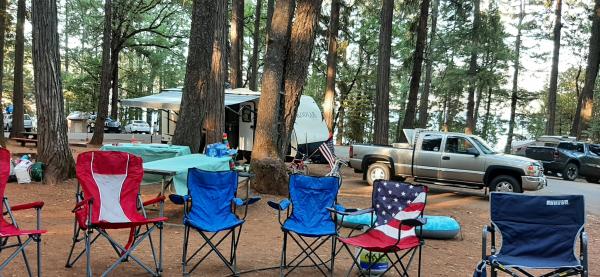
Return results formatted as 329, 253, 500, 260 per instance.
339, 227, 420, 252
0, 147, 45, 277
184, 217, 244, 233
93, 216, 169, 229
282, 219, 336, 237
489, 254, 582, 269
0, 218, 46, 237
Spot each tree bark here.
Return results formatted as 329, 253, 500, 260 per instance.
505, 0, 524, 154
575, 0, 600, 139
0, 0, 7, 146
110, 50, 119, 120
10, 0, 26, 138
481, 86, 493, 140
64, 0, 69, 73
230, 0, 244, 88
248, 0, 262, 91
89, 0, 113, 145
266, 0, 275, 36
281, 0, 323, 156
465, 0, 481, 134
205, 0, 227, 145
546, 0, 562, 136
172, 0, 217, 152
250, 0, 295, 195
571, 65, 584, 136
31, 0, 76, 183
373, 0, 393, 144
417, 0, 438, 129
322, 0, 340, 134
402, 0, 430, 130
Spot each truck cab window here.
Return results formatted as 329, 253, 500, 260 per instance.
421, 134, 442, 152
446, 137, 476, 154
589, 145, 600, 156
576, 144, 584, 153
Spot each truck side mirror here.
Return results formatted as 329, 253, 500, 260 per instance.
467, 148, 480, 156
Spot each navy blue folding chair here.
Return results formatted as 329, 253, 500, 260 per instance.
478, 193, 588, 277
178, 169, 260, 276
268, 174, 340, 276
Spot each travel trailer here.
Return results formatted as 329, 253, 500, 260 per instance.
121, 88, 330, 159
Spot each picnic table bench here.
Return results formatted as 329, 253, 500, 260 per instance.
12, 137, 37, 147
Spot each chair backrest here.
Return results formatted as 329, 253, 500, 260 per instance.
490, 192, 585, 263
76, 151, 144, 224
288, 174, 340, 229
186, 169, 238, 227
372, 180, 428, 241
0, 148, 10, 213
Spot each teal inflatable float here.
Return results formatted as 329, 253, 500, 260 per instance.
337, 213, 460, 240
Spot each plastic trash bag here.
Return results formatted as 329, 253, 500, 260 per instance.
29, 162, 45, 182
15, 160, 33, 184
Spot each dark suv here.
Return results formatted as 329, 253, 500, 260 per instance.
526, 142, 600, 183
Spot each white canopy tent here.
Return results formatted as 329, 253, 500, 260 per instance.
120, 88, 260, 111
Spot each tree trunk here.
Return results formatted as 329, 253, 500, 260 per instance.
0, 0, 7, 146
571, 65, 584, 136
89, 0, 113, 145
465, 0, 481, 135
250, 0, 295, 195
417, 0, 438, 129
172, 0, 217, 152
205, 0, 227, 145
505, 0, 524, 154
373, 0, 393, 144
64, 0, 69, 73
546, 0, 562, 136
473, 82, 484, 128
110, 49, 119, 120
402, 0, 430, 130
31, 0, 76, 183
248, 0, 262, 91
10, 0, 26, 139
575, 0, 600, 139
481, 86, 493, 140
281, 0, 323, 156
230, 0, 244, 88
322, 0, 340, 134
266, 0, 275, 36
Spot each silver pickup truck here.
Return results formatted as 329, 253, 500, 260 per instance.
349, 129, 547, 193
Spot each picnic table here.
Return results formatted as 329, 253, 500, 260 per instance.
99, 143, 191, 163
21, 132, 38, 139
143, 154, 232, 195
13, 132, 38, 146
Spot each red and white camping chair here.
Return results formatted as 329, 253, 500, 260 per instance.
65, 151, 167, 276
0, 148, 46, 277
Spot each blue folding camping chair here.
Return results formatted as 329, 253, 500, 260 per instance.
268, 174, 340, 276
478, 193, 588, 277
177, 169, 260, 276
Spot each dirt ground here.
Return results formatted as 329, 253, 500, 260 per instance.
0, 141, 598, 276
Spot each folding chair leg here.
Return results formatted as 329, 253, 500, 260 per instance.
86, 230, 92, 277
36, 235, 42, 277
330, 237, 336, 276
280, 231, 288, 276
182, 225, 190, 275
16, 236, 33, 277
417, 244, 422, 277
158, 222, 163, 275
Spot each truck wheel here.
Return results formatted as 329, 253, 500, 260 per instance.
585, 177, 599, 184
490, 175, 522, 193
562, 163, 578, 181
366, 163, 390, 186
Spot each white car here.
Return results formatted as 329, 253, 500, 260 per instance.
124, 120, 151, 134
4, 114, 33, 132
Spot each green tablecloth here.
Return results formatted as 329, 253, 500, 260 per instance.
143, 154, 231, 195
100, 143, 191, 162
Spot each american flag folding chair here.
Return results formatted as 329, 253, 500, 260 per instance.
0, 148, 45, 277
176, 169, 260, 276
331, 180, 428, 277
268, 174, 340, 276
65, 151, 167, 276
477, 193, 588, 277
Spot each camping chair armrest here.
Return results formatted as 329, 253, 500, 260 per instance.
482, 225, 495, 259
143, 196, 166, 206
267, 199, 291, 210
327, 206, 374, 216
7, 201, 44, 212
233, 196, 261, 206
72, 198, 93, 213
402, 217, 427, 227
168, 194, 190, 205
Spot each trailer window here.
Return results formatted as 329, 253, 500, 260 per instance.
421, 134, 442, 152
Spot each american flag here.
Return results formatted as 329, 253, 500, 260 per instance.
318, 135, 336, 168
340, 181, 428, 251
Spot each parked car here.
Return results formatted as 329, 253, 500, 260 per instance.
348, 129, 547, 193
124, 120, 150, 134
87, 115, 121, 133
4, 113, 33, 132
525, 141, 600, 183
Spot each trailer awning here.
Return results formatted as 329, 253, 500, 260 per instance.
121, 88, 260, 110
